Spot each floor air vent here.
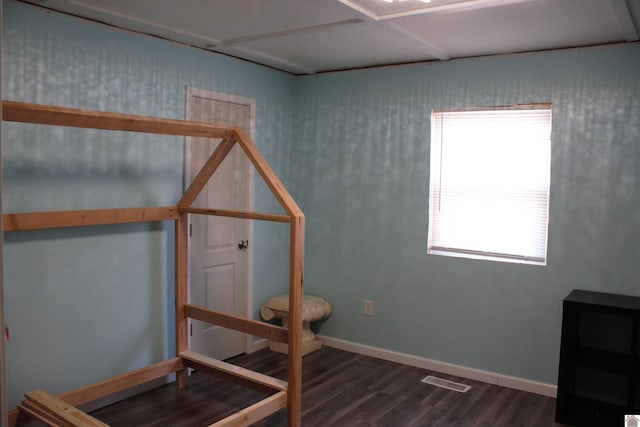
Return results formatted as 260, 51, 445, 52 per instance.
421, 375, 471, 393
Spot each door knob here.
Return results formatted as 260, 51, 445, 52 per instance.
238, 240, 249, 249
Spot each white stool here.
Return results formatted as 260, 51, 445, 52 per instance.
260, 294, 332, 356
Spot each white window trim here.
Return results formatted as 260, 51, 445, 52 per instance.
427, 103, 552, 266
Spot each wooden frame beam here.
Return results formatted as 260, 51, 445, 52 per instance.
233, 128, 303, 218
0, 290, 4, 427
180, 351, 287, 394
59, 358, 183, 408
186, 304, 288, 344
3, 207, 178, 231
0, 16, 6, 423
179, 207, 291, 223
175, 212, 189, 389
8, 358, 183, 426
209, 391, 287, 427
178, 136, 236, 207
287, 214, 305, 426
19, 389, 109, 427
2, 101, 304, 427
2, 101, 235, 139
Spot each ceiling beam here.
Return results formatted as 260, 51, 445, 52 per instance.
338, 0, 537, 22
336, 0, 379, 20
68, 0, 222, 47
383, 22, 450, 60
221, 45, 317, 75
337, 0, 449, 60
48, 0, 317, 74
607, 0, 639, 41
222, 18, 365, 46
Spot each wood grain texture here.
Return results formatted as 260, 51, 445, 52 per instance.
3, 207, 178, 231
185, 304, 288, 344
22, 389, 109, 427
178, 207, 291, 223
208, 391, 286, 427
0, 11, 6, 422
231, 130, 305, 425
2, 101, 234, 139
90, 347, 567, 426
58, 358, 183, 409
287, 215, 305, 427
17, 402, 64, 427
2, 101, 305, 427
178, 136, 236, 207
9, 358, 184, 426
233, 128, 303, 218
180, 351, 287, 393
175, 212, 190, 389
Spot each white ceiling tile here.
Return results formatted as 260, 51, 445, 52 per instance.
393, 0, 631, 58
58, 0, 363, 40
20, 0, 640, 73
223, 22, 442, 72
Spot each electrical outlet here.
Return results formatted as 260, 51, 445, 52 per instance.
363, 300, 373, 316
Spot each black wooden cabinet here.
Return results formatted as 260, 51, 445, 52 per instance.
556, 289, 640, 426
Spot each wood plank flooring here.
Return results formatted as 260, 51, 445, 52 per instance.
90, 347, 566, 426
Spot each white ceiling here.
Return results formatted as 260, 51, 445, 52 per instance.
22, 0, 640, 74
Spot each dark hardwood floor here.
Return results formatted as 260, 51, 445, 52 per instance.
90, 347, 566, 426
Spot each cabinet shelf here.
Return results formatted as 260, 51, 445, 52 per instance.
556, 289, 640, 426
569, 346, 633, 375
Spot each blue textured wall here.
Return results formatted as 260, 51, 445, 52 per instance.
4, 0, 640, 409
293, 45, 640, 384
3, 0, 294, 407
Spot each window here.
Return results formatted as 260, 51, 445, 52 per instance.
428, 104, 552, 265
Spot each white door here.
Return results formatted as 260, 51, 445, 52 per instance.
185, 88, 255, 360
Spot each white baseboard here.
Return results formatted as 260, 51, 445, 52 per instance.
318, 335, 557, 398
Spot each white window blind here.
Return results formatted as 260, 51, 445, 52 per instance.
428, 105, 552, 265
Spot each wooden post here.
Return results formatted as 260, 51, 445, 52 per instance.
0, 101, 305, 425
175, 212, 189, 388
0, 2, 7, 424
234, 127, 306, 426
288, 214, 305, 427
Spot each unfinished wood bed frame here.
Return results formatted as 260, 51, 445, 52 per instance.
2, 100, 305, 427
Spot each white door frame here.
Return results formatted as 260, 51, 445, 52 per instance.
184, 86, 256, 353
